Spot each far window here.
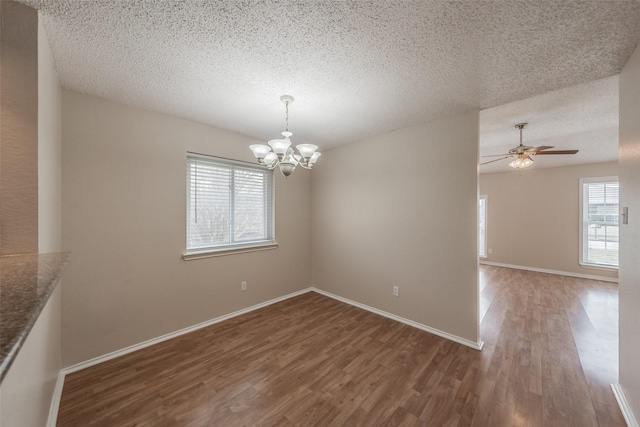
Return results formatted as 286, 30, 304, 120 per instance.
479, 195, 487, 258
580, 177, 619, 268
186, 153, 274, 253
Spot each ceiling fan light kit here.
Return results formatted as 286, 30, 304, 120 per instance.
509, 154, 533, 169
249, 95, 321, 178
481, 122, 579, 169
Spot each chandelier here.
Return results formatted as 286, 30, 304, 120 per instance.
249, 95, 321, 177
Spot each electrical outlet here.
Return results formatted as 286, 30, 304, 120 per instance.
393, 286, 399, 297
241, 281, 247, 291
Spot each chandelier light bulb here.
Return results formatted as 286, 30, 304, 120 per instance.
249, 144, 271, 162
263, 152, 278, 167
296, 144, 318, 160
309, 152, 321, 165
268, 139, 291, 159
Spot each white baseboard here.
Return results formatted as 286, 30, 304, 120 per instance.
63, 287, 314, 375
612, 384, 639, 427
310, 287, 484, 351
480, 261, 618, 283
46, 287, 313, 426
46, 370, 66, 427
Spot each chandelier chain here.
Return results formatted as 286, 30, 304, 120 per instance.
285, 101, 289, 132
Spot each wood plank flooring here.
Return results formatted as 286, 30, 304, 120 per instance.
57, 266, 624, 426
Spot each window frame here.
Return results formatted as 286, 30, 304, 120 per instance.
183, 152, 277, 260
579, 176, 619, 270
479, 194, 488, 259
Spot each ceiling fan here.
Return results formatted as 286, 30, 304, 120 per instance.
481, 123, 579, 169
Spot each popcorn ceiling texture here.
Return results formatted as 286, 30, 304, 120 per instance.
23, 0, 640, 151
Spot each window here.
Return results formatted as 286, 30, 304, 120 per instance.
185, 153, 275, 257
479, 195, 487, 258
580, 177, 619, 268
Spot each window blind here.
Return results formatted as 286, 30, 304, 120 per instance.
186, 153, 274, 251
582, 179, 619, 267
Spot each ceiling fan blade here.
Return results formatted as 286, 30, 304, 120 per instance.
534, 150, 579, 155
480, 156, 512, 165
525, 145, 554, 153
481, 153, 511, 158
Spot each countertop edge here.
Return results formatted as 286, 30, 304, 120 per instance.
0, 252, 71, 384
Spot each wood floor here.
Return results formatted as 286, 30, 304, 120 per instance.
57, 266, 624, 426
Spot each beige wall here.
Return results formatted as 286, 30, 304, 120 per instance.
38, 17, 63, 254
0, 1, 38, 255
0, 13, 63, 427
619, 43, 640, 422
480, 162, 619, 280
311, 110, 480, 344
61, 90, 312, 366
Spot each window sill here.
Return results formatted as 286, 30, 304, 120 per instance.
183, 242, 278, 260
579, 262, 618, 271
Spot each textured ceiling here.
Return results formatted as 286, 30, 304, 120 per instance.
22, 0, 640, 153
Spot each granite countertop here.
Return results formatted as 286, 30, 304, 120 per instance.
0, 252, 70, 383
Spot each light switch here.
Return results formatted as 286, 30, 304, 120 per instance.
622, 207, 629, 225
